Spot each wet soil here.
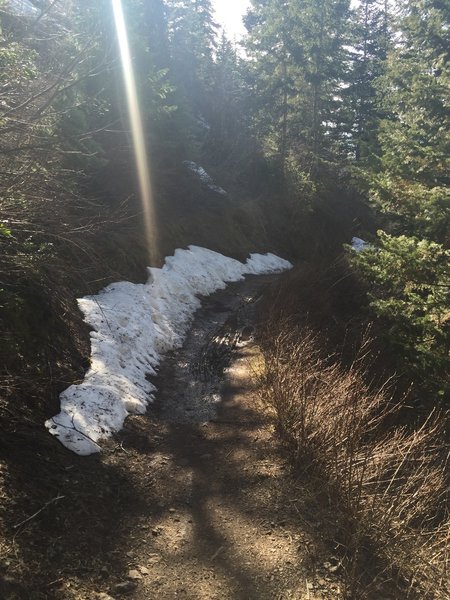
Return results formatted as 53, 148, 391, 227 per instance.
0, 275, 344, 600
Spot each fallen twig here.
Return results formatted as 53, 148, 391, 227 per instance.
211, 546, 224, 560
13, 494, 65, 529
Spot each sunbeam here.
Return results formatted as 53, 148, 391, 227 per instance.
112, 0, 158, 263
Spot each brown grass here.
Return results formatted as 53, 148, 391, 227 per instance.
257, 321, 449, 599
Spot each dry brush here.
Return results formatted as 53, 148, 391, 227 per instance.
258, 322, 449, 599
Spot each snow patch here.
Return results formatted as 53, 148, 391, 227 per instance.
183, 161, 227, 196
246, 252, 292, 274
46, 246, 292, 455
351, 237, 369, 252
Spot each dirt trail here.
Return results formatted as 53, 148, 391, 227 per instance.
0, 275, 343, 600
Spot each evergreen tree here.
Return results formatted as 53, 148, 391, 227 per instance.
166, 0, 217, 117
351, 232, 449, 393
344, 0, 389, 163
350, 0, 450, 397
372, 0, 450, 241
245, 0, 351, 175
205, 32, 249, 166
244, 0, 293, 171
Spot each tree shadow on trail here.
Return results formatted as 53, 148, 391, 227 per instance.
141, 380, 335, 600
0, 393, 343, 600
0, 420, 166, 600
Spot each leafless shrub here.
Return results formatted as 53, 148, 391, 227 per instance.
258, 320, 449, 598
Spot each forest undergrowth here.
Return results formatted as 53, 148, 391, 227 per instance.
256, 267, 450, 599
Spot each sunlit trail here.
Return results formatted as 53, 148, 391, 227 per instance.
112, 0, 158, 263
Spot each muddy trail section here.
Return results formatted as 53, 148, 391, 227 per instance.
0, 275, 344, 600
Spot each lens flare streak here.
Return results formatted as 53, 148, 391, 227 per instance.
112, 0, 158, 262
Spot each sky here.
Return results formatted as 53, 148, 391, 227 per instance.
212, 0, 251, 41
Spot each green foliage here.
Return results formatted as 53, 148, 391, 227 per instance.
344, 0, 389, 164
350, 232, 450, 394
166, 0, 217, 116
0, 222, 12, 237
370, 0, 450, 241
348, 0, 450, 399
244, 0, 352, 173
0, 41, 37, 82
202, 33, 252, 168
